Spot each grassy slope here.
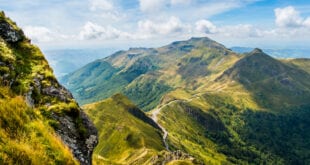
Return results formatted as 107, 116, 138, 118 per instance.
152, 50, 310, 164
83, 94, 165, 164
157, 88, 309, 164
0, 87, 78, 165
215, 49, 310, 110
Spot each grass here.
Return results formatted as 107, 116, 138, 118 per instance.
83, 94, 164, 164
155, 86, 309, 164
0, 92, 78, 165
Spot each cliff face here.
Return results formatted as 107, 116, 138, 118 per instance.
0, 11, 97, 165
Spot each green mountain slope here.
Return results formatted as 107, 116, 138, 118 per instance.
155, 89, 309, 164
83, 94, 197, 165
0, 11, 97, 164
216, 48, 310, 110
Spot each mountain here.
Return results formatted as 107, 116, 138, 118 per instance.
0, 12, 97, 164
216, 48, 310, 110
63, 37, 310, 164
43, 48, 116, 77
60, 37, 240, 110
231, 46, 310, 58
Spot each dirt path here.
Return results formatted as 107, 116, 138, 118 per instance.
150, 92, 205, 151
150, 100, 180, 151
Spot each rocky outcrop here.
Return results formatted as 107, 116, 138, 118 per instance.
0, 21, 24, 43
29, 74, 98, 165
52, 110, 98, 165
150, 150, 202, 165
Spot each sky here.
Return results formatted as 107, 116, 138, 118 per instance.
0, 0, 309, 50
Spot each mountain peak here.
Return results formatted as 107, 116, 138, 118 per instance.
250, 48, 264, 54
189, 36, 212, 41
0, 11, 25, 43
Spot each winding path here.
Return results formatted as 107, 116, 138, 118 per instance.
150, 100, 180, 151
150, 93, 201, 151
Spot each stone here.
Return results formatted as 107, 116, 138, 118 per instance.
0, 21, 23, 43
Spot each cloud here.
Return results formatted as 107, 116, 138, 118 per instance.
194, 19, 263, 38
139, 0, 166, 12
274, 6, 310, 28
170, 0, 191, 5
217, 24, 263, 38
78, 22, 131, 40
89, 0, 114, 11
23, 26, 64, 43
195, 20, 217, 34
138, 16, 190, 37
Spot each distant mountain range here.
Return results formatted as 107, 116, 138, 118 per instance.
41, 46, 309, 78
43, 48, 116, 77
231, 46, 310, 58
61, 37, 310, 164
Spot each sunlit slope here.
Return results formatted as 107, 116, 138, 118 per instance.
83, 94, 164, 164
155, 89, 309, 164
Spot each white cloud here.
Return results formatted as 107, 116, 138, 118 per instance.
170, 0, 191, 5
139, 0, 166, 12
217, 24, 263, 38
23, 26, 64, 43
194, 19, 263, 38
78, 22, 131, 40
304, 18, 310, 27
89, 0, 114, 11
195, 20, 217, 34
138, 16, 190, 37
274, 6, 310, 28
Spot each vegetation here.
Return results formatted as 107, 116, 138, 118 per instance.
157, 89, 309, 164
61, 37, 240, 111
83, 94, 164, 164
0, 88, 78, 165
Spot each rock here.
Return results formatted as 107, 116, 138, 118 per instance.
42, 85, 73, 102
0, 21, 23, 43
25, 86, 35, 107
150, 150, 201, 165
52, 111, 98, 165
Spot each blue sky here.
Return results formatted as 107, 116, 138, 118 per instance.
0, 0, 309, 50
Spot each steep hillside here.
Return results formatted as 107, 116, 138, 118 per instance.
61, 37, 240, 111
216, 48, 310, 110
154, 89, 309, 164
83, 94, 197, 165
0, 12, 97, 164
